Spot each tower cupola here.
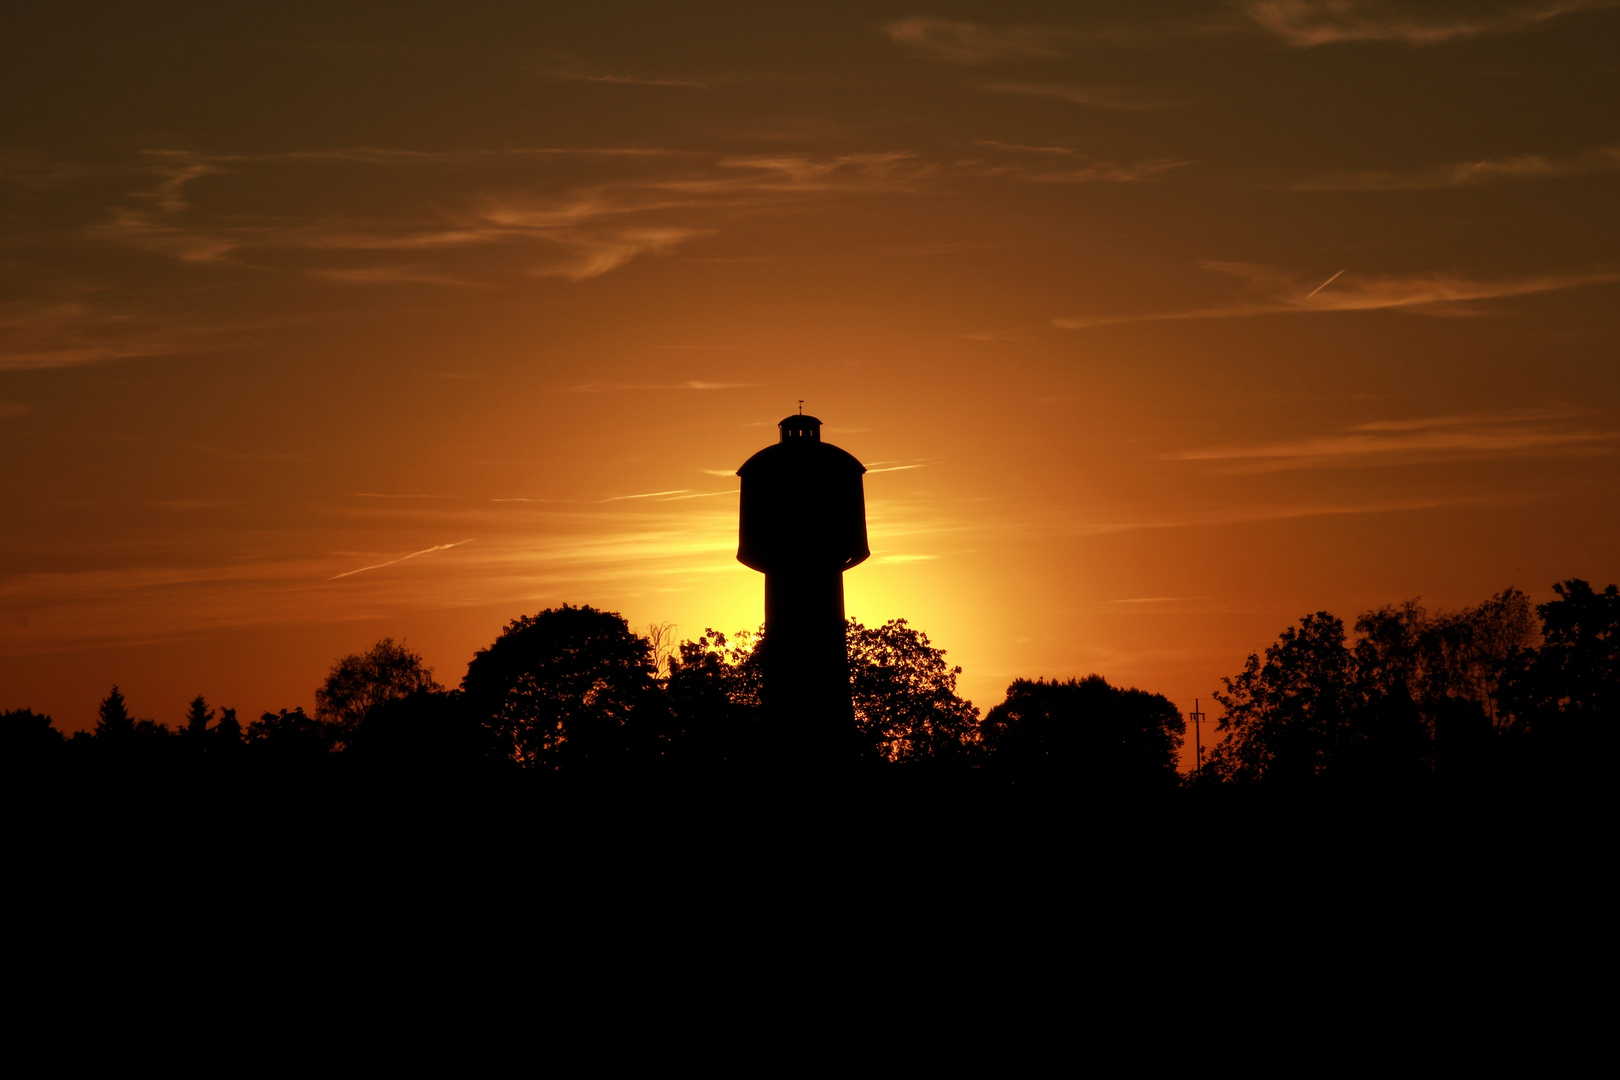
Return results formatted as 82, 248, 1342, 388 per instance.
778, 414, 822, 442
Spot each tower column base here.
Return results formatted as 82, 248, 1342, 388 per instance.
761, 569, 859, 763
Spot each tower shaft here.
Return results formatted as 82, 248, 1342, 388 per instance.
762, 567, 854, 734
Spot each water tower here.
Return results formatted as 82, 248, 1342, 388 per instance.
737, 411, 869, 755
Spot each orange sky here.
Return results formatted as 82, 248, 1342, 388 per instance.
4, 2, 1618, 763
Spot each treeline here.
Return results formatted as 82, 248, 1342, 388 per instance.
3, 579, 1614, 795
1205, 579, 1616, 791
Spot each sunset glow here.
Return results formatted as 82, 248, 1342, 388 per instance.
4, 2, 1617, 766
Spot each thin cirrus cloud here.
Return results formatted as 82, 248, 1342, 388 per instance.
883, 17, 1066, 65
0, 501, 749, 653
1242, 0, 1614, 47
524, 50, 708, 89
75, 136, 1203, 305
559, 380, 763, 393
7, 487, 1512, 656
89, 147, 934, 283
981, 82, 1178, 111
1070, 494, 1511, 533
1165, 411, 1617, 471
960, 142, 1190, 184
311, 266, 486, 286
1054, 262, 1620, 328
556, 73, 707, 88
0, 298, 244, 372
1295, 144, 1620, 190
1104, 596, 1209, 604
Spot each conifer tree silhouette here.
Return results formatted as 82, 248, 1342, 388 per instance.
94, 686, 135, 743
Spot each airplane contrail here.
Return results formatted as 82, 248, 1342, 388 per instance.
1305, 268, 1347, 299
601, 489, 689, 502
330, 538, 476, 580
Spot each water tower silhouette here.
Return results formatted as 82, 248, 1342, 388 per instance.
737, 410, 869, 755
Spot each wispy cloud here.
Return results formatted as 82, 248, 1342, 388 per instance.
0, 496, 755, 654
974, 141, 1078, 156
1054, 262, 1619, 328
91, 148, 934, 284
1295, 144, 1620, 189
982, 81, 1178, 111
1165, 411, 1616, 471
93, 209, 237, 264
1242, 0, 1614, 46
0, 298, 237, 372
1349, 408, 1576, 431
329, 538, 476, 580
1108, 595, 1211, 605
88, 152, 237, 262
1104, 596, 1209, 604
0, 148, 111, 191
312, 266, 485, 286
524, 50, 708, 89
559, 73, 706, 88
884, 17, 1065, 64
1071, 494, 1518, 534
136, 152, 225, 214
561, 380, 763, 393
58, 136, 1174, 320
535, 227, 713, 280
959, 142, 1190, 184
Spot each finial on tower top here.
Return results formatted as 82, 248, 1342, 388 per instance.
798, 399, 804, 415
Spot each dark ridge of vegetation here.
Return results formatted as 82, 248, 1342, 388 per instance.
4, 581, 1615, 802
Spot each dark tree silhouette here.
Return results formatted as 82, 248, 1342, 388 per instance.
246, 707, 334, 762
1497, 579, 1619, 763
1353, 589, 1535, 778
15, 577, 1610, 799
131, 717, 171, 739
212, 706, 244, 755
1208, 612, 1354, 788
1, 708, 64, 763
667, 619, 979, 765
461, 605, 663, 769
847, 618, 979, 763
1355, 590, 1534, 722
665, 629, 762, 764
315, 638, 442, 743
94, 685, 135, 743
181, 695, 215, 742
980, 675, 1183, 788
347, 690, 492, 769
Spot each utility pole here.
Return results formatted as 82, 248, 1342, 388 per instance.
1189, 698, 1206, 779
